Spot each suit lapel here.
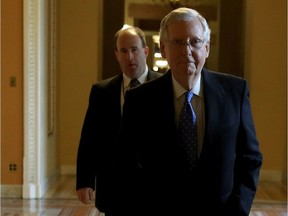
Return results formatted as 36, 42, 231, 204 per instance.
159, 71, 178, 137
147, 69, 161, 82
202, 70, 226, 148
107, 74, 123, 120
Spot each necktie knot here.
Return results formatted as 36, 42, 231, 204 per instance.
184, 91, 196, 125
129, 79, 140, 89
185, 91, 193, 103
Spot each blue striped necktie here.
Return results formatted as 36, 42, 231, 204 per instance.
178, 91, 198, 172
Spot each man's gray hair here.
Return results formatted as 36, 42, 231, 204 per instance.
159, 7, 211, 43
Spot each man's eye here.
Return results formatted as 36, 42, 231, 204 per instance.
120, 49, 128, 53
191, 39, 200, 45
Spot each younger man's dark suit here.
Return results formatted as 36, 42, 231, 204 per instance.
76, 70, 162, 213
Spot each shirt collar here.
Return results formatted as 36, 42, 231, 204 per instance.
173, 74, 202, 99
123, 65, 148, 88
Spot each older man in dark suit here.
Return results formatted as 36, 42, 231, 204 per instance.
115, 8, 262, 216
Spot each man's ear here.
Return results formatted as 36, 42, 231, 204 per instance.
205, 42, 210, 58
160, 42, 166, 58
114, 50, 119, 60
144, 46, 149, 57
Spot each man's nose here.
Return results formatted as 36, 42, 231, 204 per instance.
126, 51, 133, 60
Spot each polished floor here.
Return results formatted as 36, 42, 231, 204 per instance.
1, 175, 287, 216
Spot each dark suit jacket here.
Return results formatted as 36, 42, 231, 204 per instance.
76, 70, 162, 213
114, 68, 262, 216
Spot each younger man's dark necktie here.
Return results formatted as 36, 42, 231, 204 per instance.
129, 79, 140, 89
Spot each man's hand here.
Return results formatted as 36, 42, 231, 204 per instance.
77, 187, 95, 205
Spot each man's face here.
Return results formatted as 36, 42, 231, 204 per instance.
160, 19, 210, 89
115, 30, 149, 79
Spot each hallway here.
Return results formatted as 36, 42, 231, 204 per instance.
1, 175, 287, 215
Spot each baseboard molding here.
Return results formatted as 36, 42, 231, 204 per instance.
1, 169, 61, 198
63, 166, 284, 183
1, 184, 22, 198
0, 168, 284, 198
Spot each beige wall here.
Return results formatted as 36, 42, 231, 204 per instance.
1, 0, 23, 184
1, 0, 287, 189
244, 0, 287, 181
57, 0, 103, 173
